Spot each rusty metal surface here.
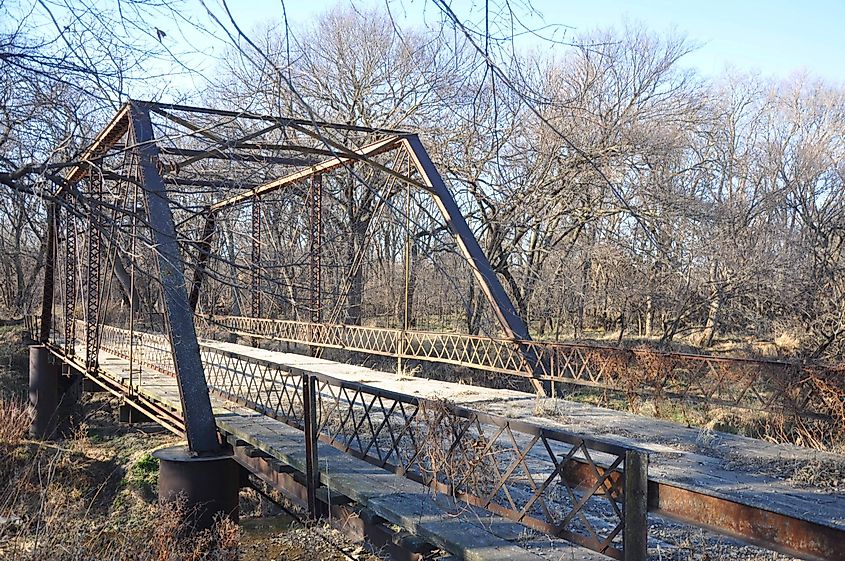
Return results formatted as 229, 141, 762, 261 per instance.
62, 192, 76, 358
38, 201, 56, 344
84, 174, 102, 372
251, 196, 261, 321
650, 482, 845, 561
189, 210, 216, 312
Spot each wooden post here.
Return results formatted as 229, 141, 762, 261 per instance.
624, 450, 649, 561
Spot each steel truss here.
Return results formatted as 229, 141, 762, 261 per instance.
39, 100, 544, 457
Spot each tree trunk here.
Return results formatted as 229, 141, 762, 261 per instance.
346, 220, 367, 325
703, 261, 722, 348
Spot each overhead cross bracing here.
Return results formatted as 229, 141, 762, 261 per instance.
61, 101, 532, 348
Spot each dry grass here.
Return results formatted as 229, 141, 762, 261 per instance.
0, 396, 29, 443
0, 434, 240, 561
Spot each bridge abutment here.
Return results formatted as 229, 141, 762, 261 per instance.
153, 445, 239, 533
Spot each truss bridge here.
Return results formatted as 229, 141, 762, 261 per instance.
24, 101, 845, 561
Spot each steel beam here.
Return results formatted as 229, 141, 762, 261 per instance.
401, 136, 528, 340
39, 200, 56, 343
65, 105, 130, 185
84, 175, 102, 372
63, 192, 76, 357
309, 174, 322, 324
649, 482, 844, 561
189, 210, 216, 312
127, 102, 220, 455
209, 136, 403, 212
251, 197, 261, 321
401, 136, 543, 392
158, 146, 314, 168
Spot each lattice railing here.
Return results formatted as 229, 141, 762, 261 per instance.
37, 319, 647, 559
27, 315, 845, 442
197, 342, 648, 560
204, 316, 844, 425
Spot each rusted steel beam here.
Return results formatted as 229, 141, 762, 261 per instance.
649, 481, 845, 561
39, 200, 57, 343
127, 102, 221, 455
65, 104, 131, 185
302, 374, 322, 518
401, 136, 527, 341
189, 209, 216, 312
309, 174, 322, 325
209, 136, 404, 212
250, 197, 261, 321
401, 135, 544, 394
158, 146, 315, 168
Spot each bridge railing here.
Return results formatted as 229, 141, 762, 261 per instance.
29, 315, 845, 445
198, 342, 648, 560
48, 319, 647, 559
203, 315, 844, 430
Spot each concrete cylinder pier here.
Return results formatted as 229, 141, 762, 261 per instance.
153, 445, 239, 533
28, 345, 60, 439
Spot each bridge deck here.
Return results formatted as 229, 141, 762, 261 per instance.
65, 334, 845, 560
91, 349, 604, 561
205, 339, 845, 532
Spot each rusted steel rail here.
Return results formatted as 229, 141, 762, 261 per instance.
203, 316, 843, 428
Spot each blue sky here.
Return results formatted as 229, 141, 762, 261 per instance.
183, 0, 844, 84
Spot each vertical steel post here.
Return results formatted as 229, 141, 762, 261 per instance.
128, 180, 139, 394
398, 156, 412, 374
308, 175, 322, 355
302, 373, 320, 518
64, 192, 76, 357
85, 175, 102, 372
39, 200, 57, 344
189, 209, 216, 312
251, 198, 261, 348
127, 102, 220, 455
251, 198, 261, 318
624, 450, 649, 561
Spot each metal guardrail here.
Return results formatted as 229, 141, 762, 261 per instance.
90, 321, 647, 560
205, 316, 843, 425
28, 313, 845, 440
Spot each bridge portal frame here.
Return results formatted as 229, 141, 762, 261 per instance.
39, 101, 544, 455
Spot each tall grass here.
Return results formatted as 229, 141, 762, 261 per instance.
0, 396, 29, 443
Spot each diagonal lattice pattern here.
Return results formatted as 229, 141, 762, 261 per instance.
208, 315, 844, 429
41, 320, 644, 560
